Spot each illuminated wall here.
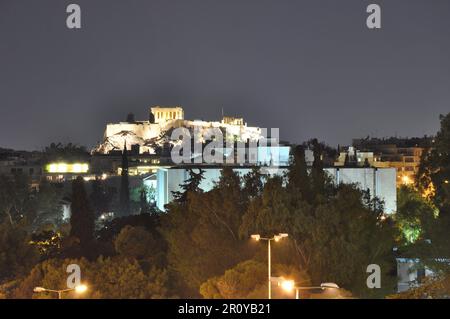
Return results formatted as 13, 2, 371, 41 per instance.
155, 167, 397, 214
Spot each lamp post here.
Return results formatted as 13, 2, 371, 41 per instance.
33, 284, 88, 299
279, 279, 340, 299
251, 233, 288, 299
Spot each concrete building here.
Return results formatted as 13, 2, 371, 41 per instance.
396, 258, 434, 293
336, 138, 429, 187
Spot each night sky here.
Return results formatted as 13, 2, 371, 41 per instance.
1, 0, 449, 151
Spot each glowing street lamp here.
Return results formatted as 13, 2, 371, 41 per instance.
280, 279, 295, 292
74, 284, 88, 294
33, 284, 88, 299
251, 233, 289, 299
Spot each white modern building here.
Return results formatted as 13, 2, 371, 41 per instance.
152, 166, 397, 214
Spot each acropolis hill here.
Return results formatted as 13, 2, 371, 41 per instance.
94, 106, 263, 154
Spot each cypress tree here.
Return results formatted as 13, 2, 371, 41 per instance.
287, 144, 310, 201
119, 142, 130, 216
311, 139, 325, 195
70, 176, 95, 247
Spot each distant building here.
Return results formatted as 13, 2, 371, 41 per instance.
0, 148, 43, 190
44, 161, 92, 183
335, 137, 431, 187
334, 146, 376, 168
396, 258, 434, 293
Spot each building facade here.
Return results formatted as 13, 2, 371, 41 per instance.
335, 138, 430, 187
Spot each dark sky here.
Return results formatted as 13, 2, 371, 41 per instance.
1, 0, 449, 151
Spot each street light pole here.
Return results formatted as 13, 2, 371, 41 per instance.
268, 238, 271, 300
33, 284, 88, 299
251, 233, 288, 299
279, 280, 340, 299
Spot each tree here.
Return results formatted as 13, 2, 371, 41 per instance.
119, 143, 131, 216
240, 176, 295, 240
32, 180, 64, 230
70, 177, 95, 252
242, 167, 264, 199
96, 213, 163, 242
131, 185, 158, 215
200, 260, 267, 299
388, 274, 450, 299
417, 113, 450, 213
11, 257, 171, 299
139, 188, 151, 214
43, 142, 89, 162
0, 174, 34, 226
287, 145, 311, 202
0, 220, 39, 283
30, 230, 63, 260
395, 186, 436, 245
240, 177, 396, 298
89, 178, 110, 219
114, 225, 165, 268
297, 184, 396, 297
172, 168, 205, 204
200, 259, 309, 299
414, 113, 450, 269
162, 167, 250, 296
310, 139, 325, 196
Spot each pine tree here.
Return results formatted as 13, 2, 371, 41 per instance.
287, 145, 311, 201
119, 142, 130, 216
243, 167, 264, 199
172, 169, 205, 203
70, 176, 95, 248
